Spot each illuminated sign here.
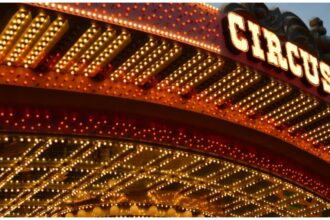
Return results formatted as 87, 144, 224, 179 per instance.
226, 12, 330, 95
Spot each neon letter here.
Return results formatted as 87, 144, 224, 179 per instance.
262, 28, 288, 71
285, 42, 303, 78
228, 12, 249, 52
320, 61, 330, 94
299, 49, 320, 87
247, 20, 265, 61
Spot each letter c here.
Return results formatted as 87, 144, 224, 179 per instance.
227, 12, 249, 52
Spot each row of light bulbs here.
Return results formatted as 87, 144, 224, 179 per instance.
23, 15, 69, 69
37, 143, 135, 216
175, 56, 215, 94
55, 24, 101, 73
238, 80, 279, 109
61, 204, 204, 217
275, 98, 318, 126
208, 68, 253, 102
8, 3, 327, 153
305, 122, 330, 138
158, 51, 204, 91
0, 135, 328, 216
5, 12, 50, 66
179, 58, 224, 96
3, 4, 328, 157
0, 8, 31, 62
217, 73, 261, 106
68, 26, 116, 75
111, 37, 158, 81
84, 29, 132, 77
289, 107, 330, 133
211, 68, 260, 106
123, 40, 171, 83
247, 87, 292, 115
96, 142, 328, 216
198, 65, 244, 100
264, 94, 311, 121
135, 43, 182, 86
0, 140, 101, 216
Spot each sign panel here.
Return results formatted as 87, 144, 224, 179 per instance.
218, 12, 330, 103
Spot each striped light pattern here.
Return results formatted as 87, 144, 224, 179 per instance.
0, 135, 328, 217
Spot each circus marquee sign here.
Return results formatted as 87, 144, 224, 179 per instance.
224, 12, 330, 95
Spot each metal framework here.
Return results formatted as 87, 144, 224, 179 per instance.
0, 135, 329, 217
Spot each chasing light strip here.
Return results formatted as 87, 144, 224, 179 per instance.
23, 15, 69, 68
0, 7, 32, 62
68, 26, 116, 75
54, 24, 102, 73
5, 11, 50, 66
84, 29, 132, 77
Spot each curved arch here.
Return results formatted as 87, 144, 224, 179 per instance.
0, 3, 328, 217
0, 84, 329, 201
0, 134, 328, 217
